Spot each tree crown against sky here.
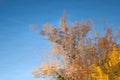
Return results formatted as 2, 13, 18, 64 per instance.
32, 14, 120, 80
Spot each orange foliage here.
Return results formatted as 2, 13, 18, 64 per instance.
32, 14, 120, 80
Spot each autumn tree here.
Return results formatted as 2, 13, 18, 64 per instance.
32, 14, 120, 80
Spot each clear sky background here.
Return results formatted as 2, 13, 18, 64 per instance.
0, 0, 120, 80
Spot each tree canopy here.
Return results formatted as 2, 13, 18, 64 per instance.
32, 14, 120, 80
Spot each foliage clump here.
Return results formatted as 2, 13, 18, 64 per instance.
32, 14, 120, 80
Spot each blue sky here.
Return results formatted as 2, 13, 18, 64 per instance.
0, 0, 120, 80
